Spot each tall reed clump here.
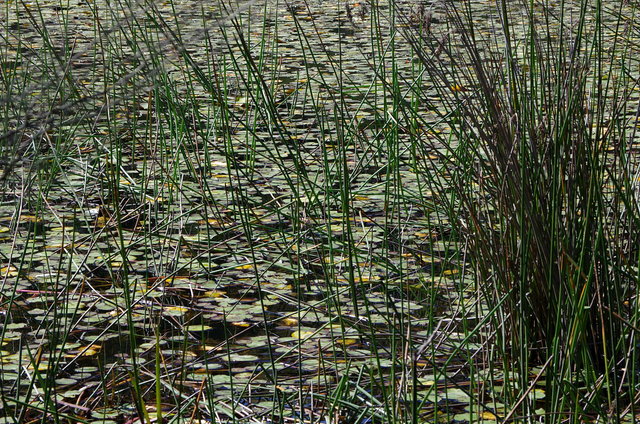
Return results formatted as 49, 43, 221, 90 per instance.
404, 0, 640, 420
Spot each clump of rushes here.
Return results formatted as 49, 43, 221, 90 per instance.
403, 0, 640, 420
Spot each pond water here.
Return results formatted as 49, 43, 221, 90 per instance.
1, 0, 638, 422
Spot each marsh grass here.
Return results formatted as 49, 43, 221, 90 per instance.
402, 0, 640, 420
1, 0, 639, 423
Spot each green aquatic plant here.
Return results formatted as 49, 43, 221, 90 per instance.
2, 0, 640, 422
403, 0, 640, 420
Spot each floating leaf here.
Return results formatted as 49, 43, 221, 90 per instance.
291, 330, 316, 339
184, 324, 212, 332
528, 388, 546, 400
280, 317, 298, 326
1, 266, 18, 277
481, 411, 498, 420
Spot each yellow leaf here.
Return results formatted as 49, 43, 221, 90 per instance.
291, 330, 315, 339
1, 266, 18, 277
281, 317, 298, 326
19, 215, 41, 223
165, 306, 189, 313
481, 411, 498, 420
204, 290, 225, 298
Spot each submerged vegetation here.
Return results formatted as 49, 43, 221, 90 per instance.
1, 0, 640, 422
